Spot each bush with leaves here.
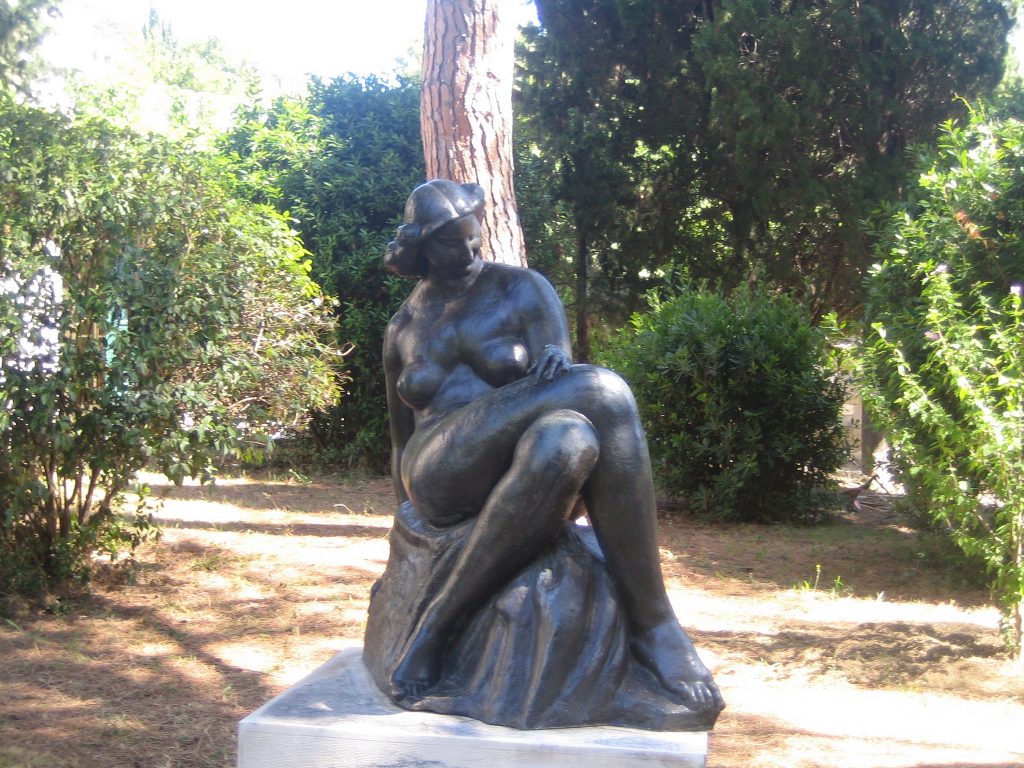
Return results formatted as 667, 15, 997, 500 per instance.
861, 108, 1024, 653
222, 74, 423, 468
0, 97, 339, 596
601, 285, 847, 523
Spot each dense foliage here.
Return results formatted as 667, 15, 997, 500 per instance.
0, 0, 54, 93
602, 285, 847, 523
3, 0, 1022, 617
861, 109, 1024, 652
519, 0, 1012, 323
0, 93, 338, 595
223, 74, 424, 468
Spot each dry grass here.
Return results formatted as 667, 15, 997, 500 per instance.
1, 474, 1022, 768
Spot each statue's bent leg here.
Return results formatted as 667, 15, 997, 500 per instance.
390, 409, 599, 700
402, 366, 675, 628
398, 366, 723, 712
403, 366, 644, 524
561, 370, 725, 714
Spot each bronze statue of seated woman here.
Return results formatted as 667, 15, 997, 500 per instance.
363, 179, 724, 730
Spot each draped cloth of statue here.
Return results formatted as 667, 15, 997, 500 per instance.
364, 502, 714, 731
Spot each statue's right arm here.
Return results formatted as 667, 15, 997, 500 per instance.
384, 318, 414, 505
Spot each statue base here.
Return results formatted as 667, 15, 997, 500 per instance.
237, 647, 708, 768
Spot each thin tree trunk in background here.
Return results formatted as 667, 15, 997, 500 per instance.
575, 226, 590, 362
421, 0, 526, 266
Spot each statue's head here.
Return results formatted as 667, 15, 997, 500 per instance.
385, 180, 486, 277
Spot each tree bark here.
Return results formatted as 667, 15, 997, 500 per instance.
575, 226, 591, 362
421, 0, 526, 266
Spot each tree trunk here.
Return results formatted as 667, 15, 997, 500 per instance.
421, 0, 526, 266
575, 226, 591, 362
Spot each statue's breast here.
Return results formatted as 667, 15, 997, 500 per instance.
471, 337, 529, 388
396, 361, 447, 410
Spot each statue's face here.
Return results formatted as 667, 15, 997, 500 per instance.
423, 215, 481, 274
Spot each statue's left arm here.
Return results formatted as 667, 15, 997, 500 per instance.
517, 270, 573, 382
383, 315, 414, 504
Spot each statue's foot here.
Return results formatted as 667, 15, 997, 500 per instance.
389, 629, 444, 702
631, 619, 726, 717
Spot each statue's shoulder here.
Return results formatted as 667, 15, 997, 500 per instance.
482, 261, 555, 294
385, 294, 417, 337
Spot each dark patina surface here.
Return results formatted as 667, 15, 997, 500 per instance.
363, 180, 724, 730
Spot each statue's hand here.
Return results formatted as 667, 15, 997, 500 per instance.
529, 344, 571, 384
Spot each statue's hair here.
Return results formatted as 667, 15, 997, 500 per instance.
384, 227, 429, 278
384, 179, 485, 279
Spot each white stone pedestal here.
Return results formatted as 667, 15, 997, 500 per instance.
238, 647, 708, 768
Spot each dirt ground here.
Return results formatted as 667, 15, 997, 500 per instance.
1, 472, 1022, 768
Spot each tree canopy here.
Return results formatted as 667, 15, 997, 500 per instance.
519, 0, 1013, 325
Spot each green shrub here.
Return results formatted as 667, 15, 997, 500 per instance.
861, 107, 1024, 653
602, 285, 847, 523
221, 75, 424, 469
0, 97, 338, 596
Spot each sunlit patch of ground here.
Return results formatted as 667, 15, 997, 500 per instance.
1, 473, 1021, 768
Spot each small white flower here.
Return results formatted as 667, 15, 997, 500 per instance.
1011, 284, 1022, 296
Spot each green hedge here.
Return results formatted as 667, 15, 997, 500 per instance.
602, 285, 847, 523
861, 108, 1024, 652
